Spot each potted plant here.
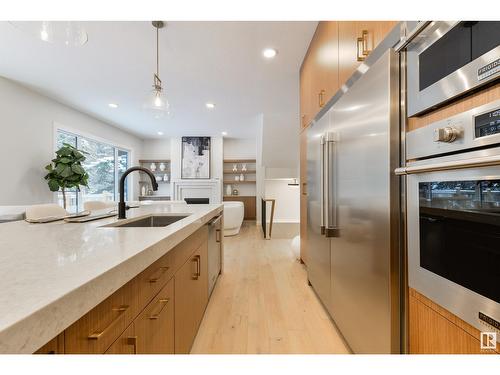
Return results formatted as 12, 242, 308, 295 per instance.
44, 143, 89, 209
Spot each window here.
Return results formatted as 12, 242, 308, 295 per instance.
55, 129, 131, 213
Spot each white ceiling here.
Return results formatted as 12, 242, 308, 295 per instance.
0, 21, 316, 139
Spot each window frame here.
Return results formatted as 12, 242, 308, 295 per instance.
52, 122, 134, 211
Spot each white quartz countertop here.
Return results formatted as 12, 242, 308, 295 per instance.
0, 203, 222, 353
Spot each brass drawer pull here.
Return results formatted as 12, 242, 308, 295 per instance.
195, 255, 201, 277
191, 256, 199, 280
318, 89, 326, 108
148, 266, 170, 283
88, 305, 129, 340
127, 336, 138, 354
148, 298, 170, 320
216, 229, 221, 243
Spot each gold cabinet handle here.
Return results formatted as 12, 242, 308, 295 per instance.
195, 255, 201, 278
302, 182, 307, 196
191, 256, 200, 280
148, 266, 170, 283
88, 305, 129, 340
216, 229, 221, 243
357, 30, 371, 61
148, 298, 170, 320
318, 89, 326, 108
127, 336, 138, 354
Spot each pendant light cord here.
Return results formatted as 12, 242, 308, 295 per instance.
156, 25, 159, 77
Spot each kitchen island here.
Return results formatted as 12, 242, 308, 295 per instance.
0, 203, 223, 354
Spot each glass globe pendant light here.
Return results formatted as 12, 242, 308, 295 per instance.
144, 21, 170, 118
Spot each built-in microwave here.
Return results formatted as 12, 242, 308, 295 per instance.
396, 99, 500, 341
406, 21, 500, 117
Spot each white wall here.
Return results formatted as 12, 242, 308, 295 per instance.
141, 139, 171, 160
264, 179, 300, 223
0, 76, 143, 205
261, 113, 299, 169
223, 138, 256, 159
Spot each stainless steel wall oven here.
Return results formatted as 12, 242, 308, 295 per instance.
396, 99, 500, 338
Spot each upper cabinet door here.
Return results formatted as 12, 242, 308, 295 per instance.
300, 56, 313, 131
300, 21, 339, 131
338, 21, 398, 87
310, 21, 339, 114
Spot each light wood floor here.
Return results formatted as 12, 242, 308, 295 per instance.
191, 222, 350, 354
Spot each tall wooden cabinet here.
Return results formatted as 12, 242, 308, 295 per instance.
299, 21, 397, 265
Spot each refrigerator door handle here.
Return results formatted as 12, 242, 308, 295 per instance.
325, 132, 340, 238
320, 135, 326, 235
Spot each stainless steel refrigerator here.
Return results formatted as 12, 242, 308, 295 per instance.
306, 49, 401, 353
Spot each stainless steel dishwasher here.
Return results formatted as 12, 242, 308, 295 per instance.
207, 214, 222, 296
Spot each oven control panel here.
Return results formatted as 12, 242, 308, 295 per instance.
475, 107, 500, 138
406, 99, 500, 160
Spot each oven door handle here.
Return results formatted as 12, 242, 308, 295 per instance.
395, 154, 500, 175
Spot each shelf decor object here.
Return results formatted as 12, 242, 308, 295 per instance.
232, 164, 238, 172
242, 163, 247, 172
181, 137, 211, 179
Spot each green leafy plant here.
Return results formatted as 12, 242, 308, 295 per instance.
44, 143, 89, 209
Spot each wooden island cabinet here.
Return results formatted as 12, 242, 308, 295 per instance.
35, 225, 212, 355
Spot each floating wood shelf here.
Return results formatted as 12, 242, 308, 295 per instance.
223, 170, 256, 174
223, 180, 256, 184
139, 159, 170, 163
223, 159, 256, 163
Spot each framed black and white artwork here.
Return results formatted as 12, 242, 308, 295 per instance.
181, 136, 211, 179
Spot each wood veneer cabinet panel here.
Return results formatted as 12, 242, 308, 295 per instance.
65, 278, 139, 354
310, 22, 339, 116
300, 53, 313, 131
136, 248, 175, 309
409, 288, 499, 354
134, 278, 175, 354
34, 333, 64, 354
407, 82, 500, 132
299, 130, 308, 264
338, 21, 397, 88
104, 324, 136, 354
174, 242, 208, 354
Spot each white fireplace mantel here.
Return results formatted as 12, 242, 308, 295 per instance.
171, 179, 222, 204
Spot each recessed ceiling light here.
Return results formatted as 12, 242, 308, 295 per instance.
262, 48, 278, 59
157, 131, 164, 136
108, 103, 118, 108
221, 131, 228, 136
206, 102, 216, 109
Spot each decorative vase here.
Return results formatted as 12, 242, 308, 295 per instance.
232, 164, 238, 172
150, 163, 156, 172
163, 174, 168, 182
159, 163, 165, 171
141, 185, 146, 196
240, 173, 244, 181
226, 184, 232, 196
242, 163, 247, 172
235, 175, 240, 181
232, 189, 239, 196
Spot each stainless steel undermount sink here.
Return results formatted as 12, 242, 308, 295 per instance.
103, 214, 189, 228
